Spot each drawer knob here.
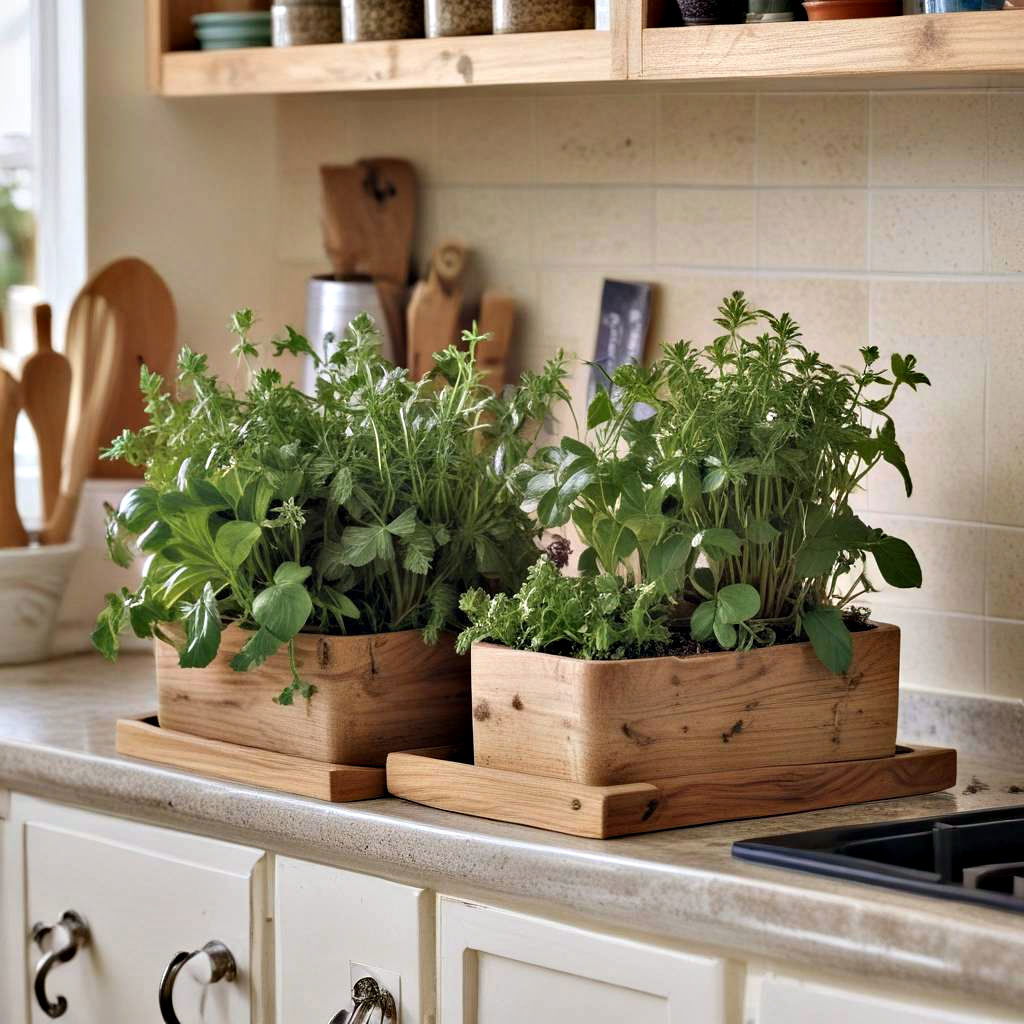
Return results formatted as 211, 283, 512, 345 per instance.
158, 940, 237, 1024
31, 910, 90, 1019
329, 977, 397, 1024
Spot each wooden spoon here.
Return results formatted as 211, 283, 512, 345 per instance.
42, 294, 121, 545
0, 369, 27, 547
21, 304, 71, 522
477, 291, 516, 393
406, 241, 467, 381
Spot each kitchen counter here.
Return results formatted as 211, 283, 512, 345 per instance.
2, 653, 1023, 1011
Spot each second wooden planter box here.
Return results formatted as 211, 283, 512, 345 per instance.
471, 622, 900, 785
156, 625, 470, 765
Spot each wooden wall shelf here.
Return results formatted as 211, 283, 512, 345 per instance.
148, 1, 1024, 97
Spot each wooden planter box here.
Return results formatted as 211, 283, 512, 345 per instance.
470, 622, 900, 786
156, 625, 470, 765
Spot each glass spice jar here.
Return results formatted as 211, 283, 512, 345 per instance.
272, 0, 343, 45
492, 0, 594, 32
342, 0, 424, 41
425, 0, 493, 36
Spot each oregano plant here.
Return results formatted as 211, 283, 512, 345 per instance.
464, 292, 928, 673
93, 313, 570, 703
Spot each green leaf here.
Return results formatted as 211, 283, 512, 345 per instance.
339, 524, 394, 567
647, 533, 693, 581
253, 581, 312, 642
795, 538, 841, 579
138, 520, 172, 553
690, 600, 716, 642
92, 590, 128, 661
702, 467, 728, 493
329, 467, 353, 506
117, 487, 159, 532
715, 583, 761, 624
802, 605, 853, 674
681, 463, 704, 508
587, 389, 614, 430
713, 619, 737, 649
577, 546, 599, 575
214, 520, 262, 569
274, 562, 312, 586
871, 534, 922, 589
386, 507, 418, 537
536, 488, 568, 528
178, 582, 222, 669
695, 527, 742, 561
746, 518, 780, 545
561, 437, 593, 459
229, 627, 282, 672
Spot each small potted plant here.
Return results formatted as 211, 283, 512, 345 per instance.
459, 292, 929, 786
94, 312, 569, 765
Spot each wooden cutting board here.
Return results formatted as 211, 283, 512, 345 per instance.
76, 258, 177, 478
406, 241, 467, 380
20, 304, 71, 522
0, 369, 27, 547
320, 159, 417, 285
477, 290, 516, 392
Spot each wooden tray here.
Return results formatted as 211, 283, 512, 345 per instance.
116, 716, 386, 802
385, 744, 958, 839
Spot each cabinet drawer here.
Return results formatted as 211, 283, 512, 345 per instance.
274, 856, 431, 1024
747, 973, 1024, 1024
438, 898, 731, 1024
5, 796, 266, 1024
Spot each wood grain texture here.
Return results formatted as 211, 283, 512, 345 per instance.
156, 626, 471, 764
21, 305, 71, 522
610, 0, 648, 79
159, 30, 613, 96
471, 623, 901, 786
80, 258, 177, 478
406, 241, 466, 380
641, 14, 1024, 82
386, 745, 958, 839
116, 716, 386, 801
476, 291, 515, 392
0, 369, 27, 547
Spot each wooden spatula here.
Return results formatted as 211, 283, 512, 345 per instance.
21, 304, 71, 522
320, 159, 417, 285
42, 294, 121, 545
0, 369, 27, 547
477, 291, 516, 393
406, 241, 467, 381
78, 257, 176, 478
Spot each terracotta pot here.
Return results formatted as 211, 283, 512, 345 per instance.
803, 0, 901, 17
470, 622, 900, 786
156, 625, 470, 764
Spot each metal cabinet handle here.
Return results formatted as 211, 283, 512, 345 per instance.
158, 940, 236, 1024
328, 977, 397, 1024
30, 911, 90, 1019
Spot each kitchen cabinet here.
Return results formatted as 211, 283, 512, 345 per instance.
274, 856, 433, 1023
437, 897, 732, 1024
2, 795, 266, 1024
746, 972, 1024, 1024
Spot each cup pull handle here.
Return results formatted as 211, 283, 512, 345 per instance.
159, 940, 237, 1024
328, 977, 397, 1024
30, 911, 90, 1019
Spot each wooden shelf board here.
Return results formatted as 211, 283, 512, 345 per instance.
641, 13, 1024, 82
159, 30, 612, 96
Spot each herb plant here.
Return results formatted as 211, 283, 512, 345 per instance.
465, 292, 928, 673
94, 313, 570, 703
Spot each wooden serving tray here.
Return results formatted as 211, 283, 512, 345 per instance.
116, 716, 387, 802
386, 745, 958, 839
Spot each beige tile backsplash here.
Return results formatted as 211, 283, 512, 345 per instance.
274, 86, 1024, 699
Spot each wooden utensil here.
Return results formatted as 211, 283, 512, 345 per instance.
78, 257, 177, 478
320, 159, 417, 285
42, 294, 121, 545
0, 369, 27, 547
405, 241, 467, 380
476, 291, 516, 392
20, 304, 71, 521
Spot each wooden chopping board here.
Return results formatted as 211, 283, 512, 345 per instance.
405, 241, 467, 381
77, 257, 177, 478
477, 290, 516, 393
0, 369, 27, 547
320, 159, 417, 286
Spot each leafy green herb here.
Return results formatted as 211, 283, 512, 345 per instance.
95, 313, 570, 698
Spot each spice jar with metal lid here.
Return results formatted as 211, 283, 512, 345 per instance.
272, 0, 343, 45
342, 0, 424, 40
425, 0, 493, 36
492, 0, 594, 32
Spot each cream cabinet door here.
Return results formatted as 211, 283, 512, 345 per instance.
746, 972, 1024, 1024
4, 795, 266, 1024
274, 856, 432, 1024
437, 898, 731, 1024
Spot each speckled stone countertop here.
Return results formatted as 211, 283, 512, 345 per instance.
2, 653, 1023, 1011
